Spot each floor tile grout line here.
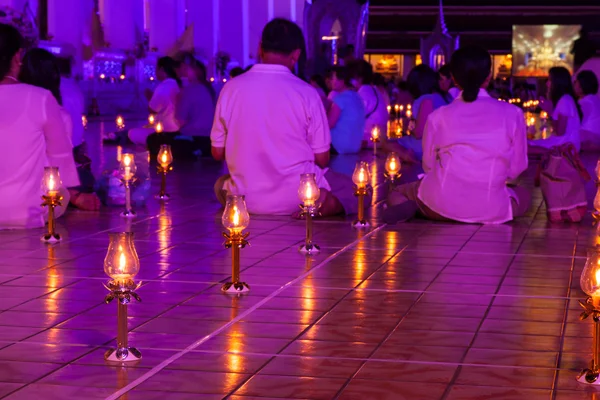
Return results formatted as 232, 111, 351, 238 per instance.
438, 203, 540, 400
102, 224, 387, 400
331, 224, 485, 400
550, 228, 579, 399
222, 235, 411, 398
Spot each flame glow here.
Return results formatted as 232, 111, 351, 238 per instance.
232, 206, 240, 226
119, 251, 126, 273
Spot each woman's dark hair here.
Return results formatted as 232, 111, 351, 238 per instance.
310, 74, 328, 93
348, 60, 373, 85
330, 65, 353, 87
406, 64, 443, 100
19, 48, 62, 105
373, 73, 386, 88
576, 70, 599, 96
261, 18, 305, 56
438, 64, 452, 79
157, 56, 182, 87
450, 46, 492, 103
548, 66, 583, 121
0, 23, 24, 81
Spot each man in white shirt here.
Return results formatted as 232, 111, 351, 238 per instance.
211, 18, 356, 216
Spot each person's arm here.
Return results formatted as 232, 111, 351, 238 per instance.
553, 114, 569, 136
421, 115, 438, 174
328, 103, 342, 129
509, 110, 528, 180
314, 151, 330, 169
210, 91, 227, 161
414, 98, 433, 140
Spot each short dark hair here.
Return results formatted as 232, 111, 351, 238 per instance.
0, 23, 23, 80
330, 65, 353, 87
406, 64, 441, 99
451, 46, 491, 102
438, 64, 451, 79
348, 59, 373, 85
19, 48, 62, 105
577, 70, 599, 95
157, 56, 182, 87
230, 67, 244, 78
261, 18, 305, 55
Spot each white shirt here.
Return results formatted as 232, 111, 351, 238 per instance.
552, 94, 581, 150
149, 78, 180, 132
580, 94, 600, 135
60, 78, 85, 147
0, 84, 79, 229
358, 84, 388, 142
418, 89, 528, 224
211, 64, 331, 215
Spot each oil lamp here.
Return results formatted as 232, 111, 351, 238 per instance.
370, 127, 380, 156
298, 173, 320, 254
221, 195, 250, 293
100, 73, 106, 80
352, 162, 371, 228
119, 153, 137, 218
119, 74, 126, 80
82, 115, 88, 129
405, 109, 412, 119
116, 115, 125, 131
148, 114, 156, 126
155, 121, 164, 134
41, 167, 63, 243
103, 232, 142, 362
540, 110, 548, 122
385, 152, 402, 183
577, 242, 600, 385
156, 144, 173, 200
386, 105, 391, 114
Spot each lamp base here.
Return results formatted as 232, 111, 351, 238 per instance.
104, 347, 142, 363
299, 243, 320, 254
41, 233, 61, 243
120, 210, 137, 218
352, 220, 370, 229
221, 282, 250, 294
155, 193, 171, 201
577, 369, 600, 385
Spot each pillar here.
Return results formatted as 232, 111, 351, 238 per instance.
148, 0, 185, 53
187, 0, 216, 61
103, 0, 144, 50
48, 0, 85, 44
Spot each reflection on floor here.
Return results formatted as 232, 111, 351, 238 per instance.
1, 120, 600, 399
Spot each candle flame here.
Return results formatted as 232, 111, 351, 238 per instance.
390, 159, 396, 171
359, 169, 365, 183
119, 251, 126, 273
48, 174, 55, 191
305, 183, 312, 200
161, 152, 168, 164
116, 116, 123, 126
149, 115, 155, 125
232, 206, 240, 226
123, 154, 132, 167
156, 122, 163, 133
371, 127, 379, 139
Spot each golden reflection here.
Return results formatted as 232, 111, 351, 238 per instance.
116, 366, 129, 400
46, 247, 61, 299
370, 160, 380, 205
226, 296, 245, 375
157, 203, 172, 263
301, 257, 315, 325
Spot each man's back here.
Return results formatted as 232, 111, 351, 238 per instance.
211, 64, 330, 214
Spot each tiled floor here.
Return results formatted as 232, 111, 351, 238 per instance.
2, 120, 600, 399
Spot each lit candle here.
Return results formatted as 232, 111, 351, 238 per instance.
47, 174, 57, 196
116, 115, 124, 129
406, 109, 412, 119
157, 145, 173, 169
156, 122, 164, 133
394, 104, 399, 113
387, 105, 391, 114
371, 126, 380, 141
150, 76, 155, 81
117, 146, 122, 162
222, 78, 227, 83
121, 153, 135, 181
528, 116, 535, 126
210, 77, 215, 82
385, 152, 401, 180
540, 111, 548, 120
120, 74, 126, 80
81, 115, 87, 128
148, 114, 155, 125
100, 73, 106, 80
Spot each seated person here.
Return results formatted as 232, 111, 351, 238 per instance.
575, 70, 600, 150
384, 46, 530, 224
175, 56, 216, 157
529, 67, 582, 153
438, 64, 459, 101
382, 64, 449, 163
129, 57, 181, 156
211, 18, 358, 217
19, 47, 100, 211
0, 24, 80, 229
328, 66, 365, 154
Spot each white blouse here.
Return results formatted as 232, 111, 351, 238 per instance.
0, 84, 79, 229
149, 78, 181, 132
580, 94, 600, 135
418, 89, 528, 224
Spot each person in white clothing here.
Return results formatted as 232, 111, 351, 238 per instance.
19, 47, 100, 211
349, 60, 389, 148
211, 18, 357, 217
529, 67, 583, 152
384, 46, 530, 224
575, 70, 600, 150
0, 24, 80, 229
129, 57, 181, 154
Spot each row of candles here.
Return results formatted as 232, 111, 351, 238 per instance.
95, 74, 227, 83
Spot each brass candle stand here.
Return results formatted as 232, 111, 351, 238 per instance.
221, 231, 250, 293
41, 192, 63, 243
120, 178, 137, 218
298, 203, 320, 254
370, 127, 380, 158
156, 164, 172, 201
352, 185, 371, 228
119, 153, 137, 218
104, 279, 142, 362
578, 243, 600, 385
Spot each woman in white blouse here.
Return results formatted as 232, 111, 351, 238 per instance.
0, 23, 80, 229
575, 70, 600, 150
384, 46, 530, 224
529, 67, 583, 152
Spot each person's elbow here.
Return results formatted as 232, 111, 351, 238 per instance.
314, 151, 330, 168
211, 146, 225, 161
